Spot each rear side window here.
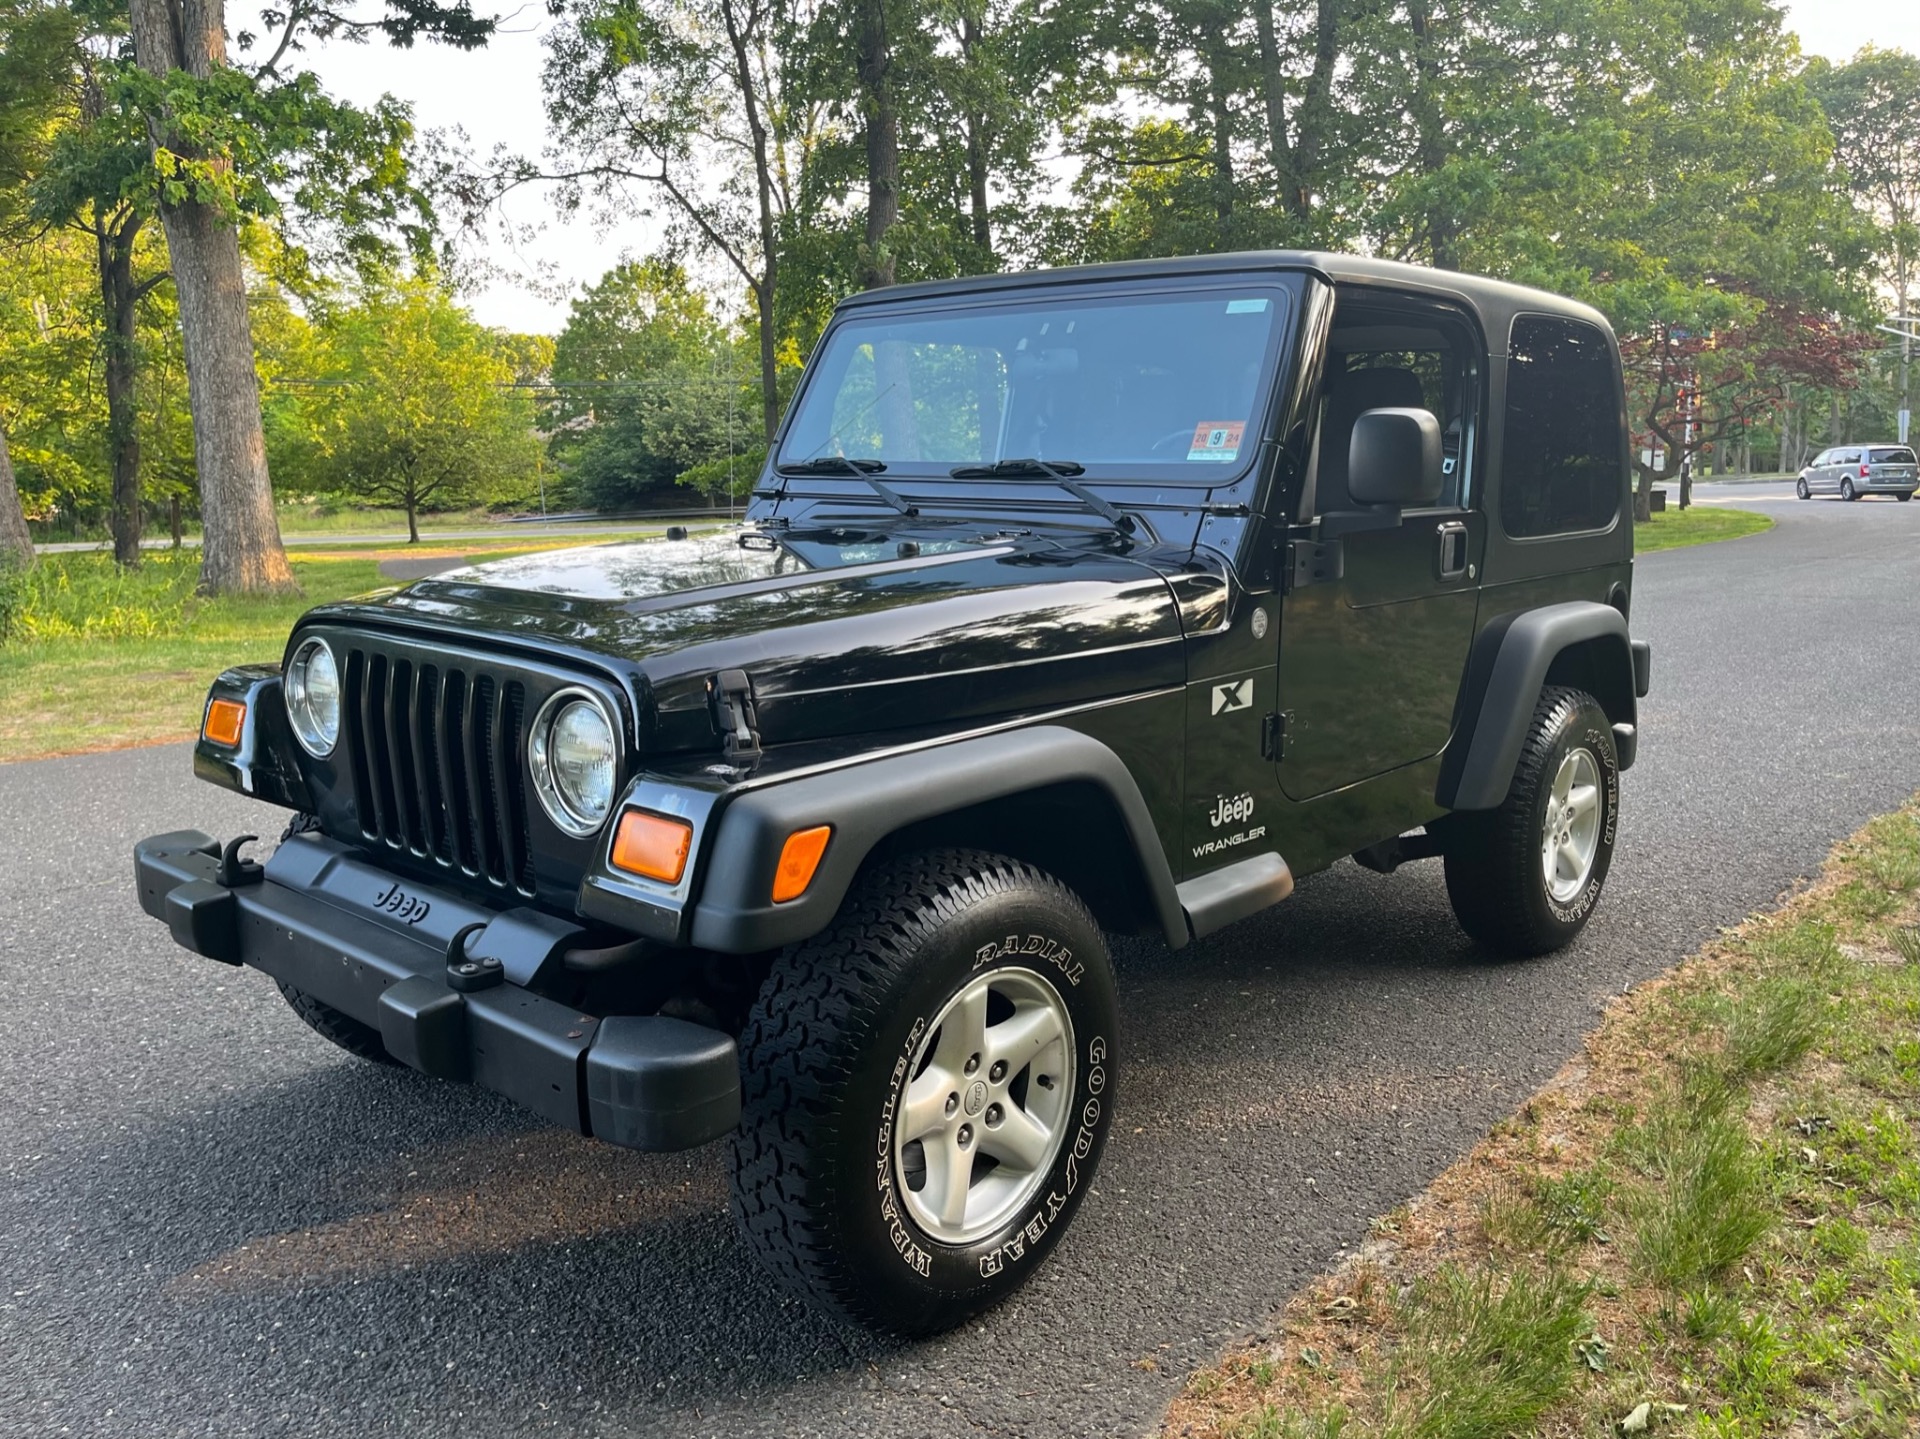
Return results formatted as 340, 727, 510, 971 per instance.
1501, 316, 1624, 537
1870, 447, 1916, 465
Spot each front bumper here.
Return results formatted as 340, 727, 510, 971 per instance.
134, 831, 740, 1151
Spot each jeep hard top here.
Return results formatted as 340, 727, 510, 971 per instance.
136, 251, 1651, 1334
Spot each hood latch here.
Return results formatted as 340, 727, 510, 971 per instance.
707, 669, 763, 762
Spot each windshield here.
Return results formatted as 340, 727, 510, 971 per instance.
778, 285, 1290, 481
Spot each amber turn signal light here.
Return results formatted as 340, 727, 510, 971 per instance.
772, 825, 832, 903
610, 810, 693, 884
202, 698, 247, 747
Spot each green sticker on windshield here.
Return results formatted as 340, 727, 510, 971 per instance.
1225, 298, 1269, 314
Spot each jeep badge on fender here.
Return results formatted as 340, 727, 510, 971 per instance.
134, 251, 1649, 1337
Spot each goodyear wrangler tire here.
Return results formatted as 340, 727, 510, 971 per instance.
727, 848, 1118, 1335
1442, 686, 1619, 957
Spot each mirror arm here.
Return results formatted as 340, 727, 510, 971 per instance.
1316, 506, 1403, 540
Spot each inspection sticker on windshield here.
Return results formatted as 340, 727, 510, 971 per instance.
1188, 421, 1245, 462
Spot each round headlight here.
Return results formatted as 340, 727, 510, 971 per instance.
530, 692, 618, 836
285, 638, 341, 757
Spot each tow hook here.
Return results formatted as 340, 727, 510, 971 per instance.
445, 921, 504, 992
216, 835, 264, 887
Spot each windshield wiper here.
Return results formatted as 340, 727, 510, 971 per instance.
773, 456, 918, 515
946, 458, 1136, 534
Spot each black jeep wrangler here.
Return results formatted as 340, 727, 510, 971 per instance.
136, 252, 1651, 1334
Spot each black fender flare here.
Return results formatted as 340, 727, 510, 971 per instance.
1437, 601, 1645, 812
687, 725, 1191, 954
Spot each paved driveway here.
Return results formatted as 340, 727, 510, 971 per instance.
4, 495, 1917, 1438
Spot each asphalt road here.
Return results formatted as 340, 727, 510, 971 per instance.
5, 488, 1918, 1439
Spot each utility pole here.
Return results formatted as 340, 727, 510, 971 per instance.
1880, 316, 1917, 446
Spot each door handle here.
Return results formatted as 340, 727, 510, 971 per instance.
1435, 521, 1469, 581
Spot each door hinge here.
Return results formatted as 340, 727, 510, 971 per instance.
1283, 539, 1343, 594
707, 668, 762, 762
1262, 711, 1292, 761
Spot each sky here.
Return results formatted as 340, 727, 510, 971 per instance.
255, 0, 1920, 336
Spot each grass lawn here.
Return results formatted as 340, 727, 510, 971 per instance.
0, 540, 616, 763
1166, 803, 1920, 1439
1635, 505, 1773, 552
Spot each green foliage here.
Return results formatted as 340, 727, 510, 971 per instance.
0, 552, 27, 644
285, 277, 544, 535
0, 544, 202, 641
546, 259, 750, 508
1809, 47, 1920, 307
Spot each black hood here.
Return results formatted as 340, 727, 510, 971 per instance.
308, 524, 1223, 754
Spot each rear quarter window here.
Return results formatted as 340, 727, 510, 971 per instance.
1500, 315, 1625, 538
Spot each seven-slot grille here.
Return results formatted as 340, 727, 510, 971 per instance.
340, 646, 537, 897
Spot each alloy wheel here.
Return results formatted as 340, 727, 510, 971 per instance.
893, 968, 1075, 1246
1541, 747, 1602, 904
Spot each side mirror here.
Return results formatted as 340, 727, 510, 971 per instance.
1349, 408, 1444, 508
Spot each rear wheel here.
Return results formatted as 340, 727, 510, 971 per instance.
1842, 478, 1858, 501
1442, 686, 1619, 957
275, 982, 397, 1064
728, 849, 1117, 1334
1899, 492, 1913, 502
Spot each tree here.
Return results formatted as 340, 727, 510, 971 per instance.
1810, 48, 1920, 442
296, 278, 542, 541
126, 0, 297, 592
0, 0, 175, 567
548, 258, 729, 509
122, 0, 494, 593
531, 0, 821, 442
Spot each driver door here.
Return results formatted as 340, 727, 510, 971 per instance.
1276, 292, 1485, 802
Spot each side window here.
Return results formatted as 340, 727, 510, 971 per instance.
1810, 451, 1830, 467
1500, 316, 1624, 538
1316, 295, 1482, 514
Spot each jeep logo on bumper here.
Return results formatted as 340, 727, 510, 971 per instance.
373, 881, 432, 926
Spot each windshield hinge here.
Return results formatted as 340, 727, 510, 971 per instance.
1262, 711, 1291, 762
707, 669, 762, 762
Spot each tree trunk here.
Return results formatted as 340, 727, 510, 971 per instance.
0, 423, 34, 568
715, 0, 783, 441
97, 223, 144, 568
1406, 0, 1457, 268
1253, 0, 1298, 222
127, 0, 296, 596
754, 279, 779, 442
1632, 465, 1654, 523
959, 5, 992, 262
1206, 34, 1235, 248
856, 0, 899, 290
405, 492, 420, 544
1288, 0, 1342, 226
170, 493, 182, 547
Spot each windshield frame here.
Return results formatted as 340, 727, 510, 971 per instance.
772, 275, 1299, 488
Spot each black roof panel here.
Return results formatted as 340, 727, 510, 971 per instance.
835, 250, 1613, 344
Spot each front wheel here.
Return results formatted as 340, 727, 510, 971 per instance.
1442, 687, 1619, 957
728, 849, 1117, 1334
1796, 476, 1810, 499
